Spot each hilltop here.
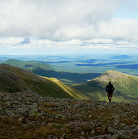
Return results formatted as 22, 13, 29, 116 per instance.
0, 64, 88, 100
72, 70, 138, 103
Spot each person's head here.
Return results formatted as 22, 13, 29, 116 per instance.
109, 82, 111, 84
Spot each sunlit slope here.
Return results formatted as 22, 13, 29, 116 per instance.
72, 70, 138, 103
0, 64, 88, 99
44, 77, 89, 100
4, 59, 52, 70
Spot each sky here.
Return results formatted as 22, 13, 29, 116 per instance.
0, 0, 138, 55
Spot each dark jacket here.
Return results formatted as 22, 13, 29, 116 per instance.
106, 84, 114, 93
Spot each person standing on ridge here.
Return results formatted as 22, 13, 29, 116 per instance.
106, 82, 114, 102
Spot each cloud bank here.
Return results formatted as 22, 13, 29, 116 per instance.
0, 0, 138, 53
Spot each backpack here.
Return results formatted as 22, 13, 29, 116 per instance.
106, 84, 114, 92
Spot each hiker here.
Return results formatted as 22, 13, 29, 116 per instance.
106, 82, 114, 102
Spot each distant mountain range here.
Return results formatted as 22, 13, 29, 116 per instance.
4, 59, 53, 71
72, 70, 138, 103
0, 64, 88, 100
1, 59, 138, 103
3, 59, 101, 85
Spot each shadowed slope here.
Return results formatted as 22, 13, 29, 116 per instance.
0, 64, 88, 99
3, 59, 101, 85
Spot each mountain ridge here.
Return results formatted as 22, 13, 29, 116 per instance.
95, 70, 138, 82
72, 70, 138, 103
1, 62, 138, 103
0, 64, 88, 100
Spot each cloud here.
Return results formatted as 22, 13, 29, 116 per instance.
0, 0, 138, 53
86, 39, 113, 44
98, 18, 138, 40
0, 37, 137, 52
21, 38, 31, 44
0, 37, 24, 45
0, 0, 119, 39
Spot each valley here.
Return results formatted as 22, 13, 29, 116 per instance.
0, 54, 138, 103
0, 64, 88, 100
1, 54, 138, 85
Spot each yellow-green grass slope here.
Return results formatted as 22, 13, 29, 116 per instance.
44, 77, 89, 99
0, 64, 88, 99
72, 70, 138, 103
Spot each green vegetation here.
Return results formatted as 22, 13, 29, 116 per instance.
4, 59, 53, 71
3, 59, 101, 85
72, 70, 138, 103
2, 59, 138, 103
57, 79, 74, 85
44, 77, 89, 100
0, 64, 88, 99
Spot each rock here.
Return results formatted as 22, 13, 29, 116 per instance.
0, 92, 138, 138
114, 119, 120, 126
114, 119, 119, 123
119, 123, 126, 128
134, 108, 138, 114
116, 130, 127, 136
135, 126, 138, 130
37, 111, 44, 116
5, 101, 11, 107
111, 134, 118, 139
107, 126, 116, 133
47, 135, 57, 139
15, 107, 29, 115
91, 130, 95, 134
47, 135, 53, 139
112, 114, 120, 119
18, 117, 23, 121
131, 124, 136, 128
32, 103, 37, 108
89, 115, 92, 118
60, 133, 69, 139
97, 105, 103, 109
29, 109, 39, 116
78, 136, 86, 139
81, 131, 84, 135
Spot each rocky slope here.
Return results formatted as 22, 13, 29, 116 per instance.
72, 70, 138, 103
0, 92, 137, 139
0, 64, 88, 99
